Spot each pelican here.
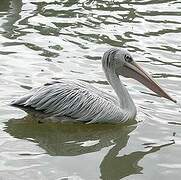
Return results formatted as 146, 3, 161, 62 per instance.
11, 48, 176, 123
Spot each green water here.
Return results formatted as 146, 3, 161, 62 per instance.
0, 0, 181, 179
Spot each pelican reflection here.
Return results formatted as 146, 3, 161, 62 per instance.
4, 114, 174, 179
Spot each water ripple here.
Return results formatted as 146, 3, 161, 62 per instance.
0, 0, 181, 179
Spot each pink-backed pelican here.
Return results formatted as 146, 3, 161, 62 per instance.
12, 48, 176, 123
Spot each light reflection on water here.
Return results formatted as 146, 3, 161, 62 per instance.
0, 0, 181, 179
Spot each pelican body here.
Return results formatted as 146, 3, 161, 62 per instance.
12, 48, 176, 123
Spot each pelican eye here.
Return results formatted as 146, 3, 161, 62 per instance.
124, 55, 133, 63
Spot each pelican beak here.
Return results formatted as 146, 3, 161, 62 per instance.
125, 61, 176, 103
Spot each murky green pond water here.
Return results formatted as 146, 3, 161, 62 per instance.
0, 0, 181, 179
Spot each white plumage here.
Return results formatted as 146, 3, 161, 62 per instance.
12, 48, 175, 123
13, 80, 129, 123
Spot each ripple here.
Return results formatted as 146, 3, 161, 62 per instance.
0, 0, 181, 179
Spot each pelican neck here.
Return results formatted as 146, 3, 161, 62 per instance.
104, 69, 136, 114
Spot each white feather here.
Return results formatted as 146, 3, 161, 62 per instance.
12, 48, 137, 123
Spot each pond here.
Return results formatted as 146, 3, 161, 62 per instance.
0, 0, 181, 179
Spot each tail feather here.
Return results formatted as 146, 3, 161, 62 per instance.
11, 93, 33, 106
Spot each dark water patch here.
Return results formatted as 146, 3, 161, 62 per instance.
70, 70, 84, 74
168, 121, 181, 126
144, 27, 181, 37
153, 73, 181, 79
0, 50, 16, 55
149, 57, 181, 68
20, 85, 32, 90
84, 55, 101, 60
148, 45, 181, 53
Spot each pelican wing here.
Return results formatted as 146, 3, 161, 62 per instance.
12, 80, 125, 123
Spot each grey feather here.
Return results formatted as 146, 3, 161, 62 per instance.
11, 79, 126, 123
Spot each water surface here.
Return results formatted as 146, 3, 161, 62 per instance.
0, 0, 181, 179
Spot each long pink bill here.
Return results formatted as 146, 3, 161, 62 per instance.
125, 62, 176, 103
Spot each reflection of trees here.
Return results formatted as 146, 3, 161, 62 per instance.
0, 0, 10, 11
1, 0, 22, 38
4, 113, 174, 179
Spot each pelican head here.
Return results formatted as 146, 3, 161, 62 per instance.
102, 48, 176, 103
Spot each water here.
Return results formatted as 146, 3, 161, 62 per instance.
0, 0, 181, 179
